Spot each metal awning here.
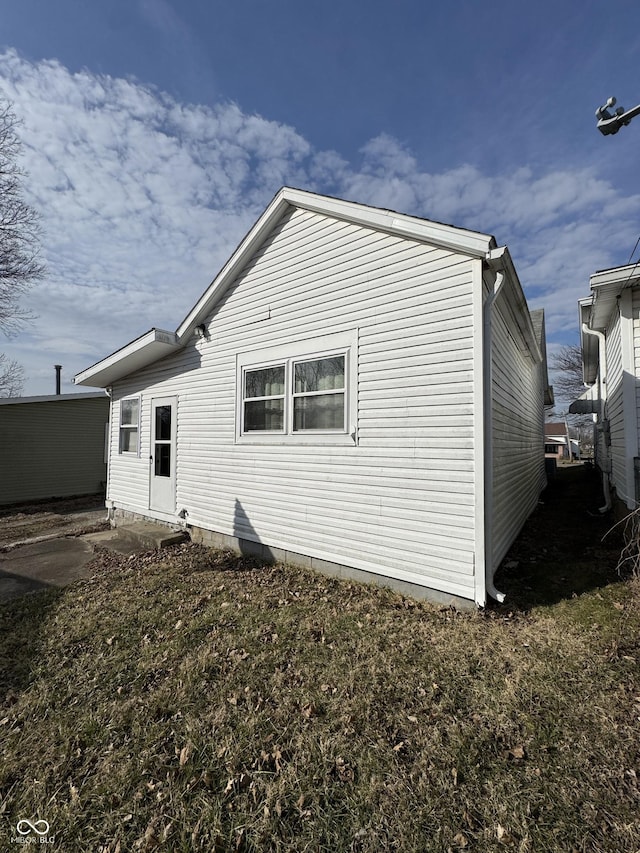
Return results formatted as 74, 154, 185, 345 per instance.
569, 387, 599, 415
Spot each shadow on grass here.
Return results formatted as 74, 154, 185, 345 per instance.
494, 463, 625, 611
0, 587, 63, 708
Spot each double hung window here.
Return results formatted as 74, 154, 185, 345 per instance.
238, 331, 356, 443
243, 365, 285, 432
292, 355, 345, 431
119, 397, 140, 454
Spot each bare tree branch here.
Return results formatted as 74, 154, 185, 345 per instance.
549, 344, 587, 402
0, 98, 45, 393
0, 353, 25, 397
0, 100, 44, 335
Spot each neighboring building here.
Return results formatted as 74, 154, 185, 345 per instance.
544, 421, 578, 460
75, 188, 549, 607
545, 421, 569, 459
0, 392, 109, 505
571, 264, 640, 511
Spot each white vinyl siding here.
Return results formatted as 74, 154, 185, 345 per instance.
108, 207, 479, 600
634, 289, 640, 464
605, 308, 625, 500
491, 295, 546, 569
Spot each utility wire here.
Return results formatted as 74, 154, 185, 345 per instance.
621, 234, 640, 289
627, 234, 640, 264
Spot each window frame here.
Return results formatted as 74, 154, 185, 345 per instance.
236, 330, 358, 445
118, 396, 141, 455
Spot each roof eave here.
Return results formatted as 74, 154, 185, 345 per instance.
74, 329, 180, 388
487, 246, 543, 362
589, 264, 640, 330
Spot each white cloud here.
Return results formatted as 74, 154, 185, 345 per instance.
0, 49, 638, 394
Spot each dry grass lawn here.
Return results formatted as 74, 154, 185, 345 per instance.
1, 466, 639, 852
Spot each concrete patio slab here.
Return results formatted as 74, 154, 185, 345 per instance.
0, 538, 95, 602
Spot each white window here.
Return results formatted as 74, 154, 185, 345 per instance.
243, 365, 285, 432
237, 331, 357, 444
119, 397, 140, 454
292, 355, 345, 431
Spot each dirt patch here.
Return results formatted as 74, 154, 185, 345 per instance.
0, 495, 108, 548
494, 462, 625, 610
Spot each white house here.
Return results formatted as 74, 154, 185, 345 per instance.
75, 188, 549, 607
0, 392, 109, 505
570, 264, 640, 512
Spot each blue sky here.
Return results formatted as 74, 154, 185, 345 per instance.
1, 0, 640, 396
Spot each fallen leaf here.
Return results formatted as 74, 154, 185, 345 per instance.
497, 823, 515, 843
453, 832, 468, 848
507, 745, 526, 761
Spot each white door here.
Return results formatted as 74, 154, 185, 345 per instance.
149, 396, 177, 514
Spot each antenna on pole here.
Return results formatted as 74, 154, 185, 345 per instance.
596, 96, 640, 135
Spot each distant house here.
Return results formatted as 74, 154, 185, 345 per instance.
75, 187, 550, 607
0, 392, 109, 505
571, 264, 640, 511
544, 422, 573, 460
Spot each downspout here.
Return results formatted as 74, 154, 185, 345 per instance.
581, 323, 612, 512
104, 385, 115, 523
483, 266, 506, 604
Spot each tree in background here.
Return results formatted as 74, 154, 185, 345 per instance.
0, 99, 44, 396
549, 344, 586, 403
0, 354, 25, 397
548, 343, 595, 456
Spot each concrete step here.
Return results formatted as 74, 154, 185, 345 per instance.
115, 522, 188, 550
82, 522, 187, 554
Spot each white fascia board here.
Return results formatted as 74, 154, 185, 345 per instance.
590, 263, 640, 289
283, 187, 496, 257
589, 264, 640, 329
74, 328, 179, 388
486, 246, 542, 362
176, 186, 496, 340
176, 191, 291, 339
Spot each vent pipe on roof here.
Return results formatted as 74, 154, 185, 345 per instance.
54, 364, 62, 395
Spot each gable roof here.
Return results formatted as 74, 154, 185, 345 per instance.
75, 187, 501, 388
544, 422, 568, 438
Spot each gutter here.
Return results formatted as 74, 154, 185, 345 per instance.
482, 254, 507, 604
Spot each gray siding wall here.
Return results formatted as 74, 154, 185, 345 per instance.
108, 207, 481, 601
491, 294, 546, 569
0, 397, 109, 504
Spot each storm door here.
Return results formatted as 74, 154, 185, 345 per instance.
149, 396, 177, 514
